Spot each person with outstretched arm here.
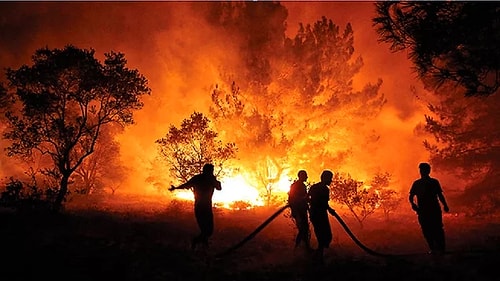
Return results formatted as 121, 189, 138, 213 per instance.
169, 163, 222, 250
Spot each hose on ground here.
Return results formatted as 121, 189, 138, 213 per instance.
328, 209, 392, 257
214, 204, 394, 258
214, 204, 290, 258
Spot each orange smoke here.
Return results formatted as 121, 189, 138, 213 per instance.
0, 2, 436, 208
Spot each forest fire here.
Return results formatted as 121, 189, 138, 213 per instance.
0, 1, 430, 207
0, 1, 498, 220
0, 2, 499, 280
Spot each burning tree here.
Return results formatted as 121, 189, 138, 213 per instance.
369, 171, 402, 221
155, 111, 237, 186
210, 82, 292, 206
208, 2, 386, 193
330, 172, 379, 228
1, 45, 150, 211
73, 126, 128, 195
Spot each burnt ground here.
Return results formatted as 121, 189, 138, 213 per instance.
1, 194, 499, 281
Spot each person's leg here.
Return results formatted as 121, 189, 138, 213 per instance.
312, 213, 331, 264
202, 212, 214, 247
301, 223, 311, 250
192, 207, 203, 249
324, 219, 332, 248
291, 208, 301, 248
193, 205, 212, 249
295, 233, 301, 248
418, 215, 435, 253
296, 212, 309, 248
301, 213, 311, 248
433, 214, 446, 253
196, 207, 213, 247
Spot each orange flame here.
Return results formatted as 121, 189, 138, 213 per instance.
171, 172, 293, 209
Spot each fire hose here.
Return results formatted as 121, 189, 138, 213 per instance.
215, 204, 290, 258
327, 208, 391, 257
215, 204, 392, 258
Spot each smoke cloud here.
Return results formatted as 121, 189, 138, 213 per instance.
0, 2, 436, 195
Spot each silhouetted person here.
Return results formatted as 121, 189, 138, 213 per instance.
169, 163, 222, 250
288, 170, 311, 251
308, 170, 335, 263
409, 162, 449, 255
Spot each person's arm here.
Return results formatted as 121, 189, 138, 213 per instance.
215, 180, 222, 191
409, 191, 419, 212
327, 205, 336, 215
169, 178, 194, 191
435, 180, 449, 212
438, 192, 449, 212
323, 187, 334, 213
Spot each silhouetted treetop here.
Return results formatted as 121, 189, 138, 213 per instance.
373, 2, 500, 96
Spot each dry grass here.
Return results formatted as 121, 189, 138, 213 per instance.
1, 194, 498, 281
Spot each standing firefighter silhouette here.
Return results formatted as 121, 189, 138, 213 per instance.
169, 163, 222, 250
288, 170, 311, 251
308, 170, 335, 263
409, 162, 450, 255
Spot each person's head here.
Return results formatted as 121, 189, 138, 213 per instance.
418, 162, 431, 177
320, 170, 333, 185
202, 163, 215, 175
297, 170, 308, 182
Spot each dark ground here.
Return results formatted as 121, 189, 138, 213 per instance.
1, 195, 499, 281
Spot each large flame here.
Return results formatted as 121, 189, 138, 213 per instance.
172, 172, 293, 209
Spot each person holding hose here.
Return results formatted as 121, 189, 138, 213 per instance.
288, 170, 311, 251
308, 170, 335, 263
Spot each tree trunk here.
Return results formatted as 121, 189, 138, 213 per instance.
53, 173, 70, 212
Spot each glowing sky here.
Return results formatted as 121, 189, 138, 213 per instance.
0, 2, 438, 197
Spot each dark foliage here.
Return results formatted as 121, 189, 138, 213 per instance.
373, 2, 500, 96
2, 45, 150, 212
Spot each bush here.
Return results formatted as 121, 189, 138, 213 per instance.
0, 177, 55, 212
